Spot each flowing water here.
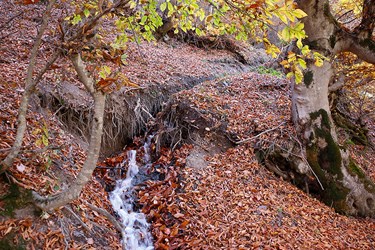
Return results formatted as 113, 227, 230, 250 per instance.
109, 139, 154, 250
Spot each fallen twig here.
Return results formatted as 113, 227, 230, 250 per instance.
84, 202, 123, 233
84, 202, 126, 249
236, 122, 285, 144
63, 205, 91, 233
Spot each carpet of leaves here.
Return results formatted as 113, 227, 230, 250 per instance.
1, 1, 375, 249
0, 2, 263, 249
138, 73, 375, 249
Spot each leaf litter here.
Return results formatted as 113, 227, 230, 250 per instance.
1, 1, 374, 249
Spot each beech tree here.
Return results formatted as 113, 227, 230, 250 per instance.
290, 0, 375, 217
1, 0, 374, 217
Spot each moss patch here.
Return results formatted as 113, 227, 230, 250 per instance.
306, 143, 350, 214
303, 70, 314, 87
348, 159, 366, 179
310, 109, 331, 129
0, 234, 26, 250
0, 183, 33, 217
347, 159, 375, 193
306, 109, 350, 214
333, 112, 369, 146
316, 128, 342, 176
359, 38, 375, 53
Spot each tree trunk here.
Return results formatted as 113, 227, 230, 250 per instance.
0, 0, 57, 174
33, 91, 106, 211
292, 0, 375, 217
33, 54, 106, 211
292, 61, 375, 217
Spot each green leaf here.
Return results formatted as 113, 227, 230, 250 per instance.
141, 15, 147, 25
277, 12, 288, 25
167, 2, 173, 11
301, 45, 310, 55
196, 27, 202, 36
296, 38, 303, 48
104, 66, 111, 75
99, 65, 112, 79
99, 72, 106, 79
280, 27, 290, 41
42, 135, 49, 146
198, 9, 205, 22
83, 9, 90, 18
71, 14, 82, 25
129, 0, 136, 9
42, 126, 49, 137
160, 2, 167, 12
285, 11, 295, 22
121, 54, 128, 64
295, 22, 304, 31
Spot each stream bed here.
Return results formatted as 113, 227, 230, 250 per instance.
109, 139, 154, 250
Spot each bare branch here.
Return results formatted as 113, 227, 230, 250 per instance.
70, 53, 95, 95
236, 122, 285, 144
0, 0, 57, 173
67, 0, 131, 43
63, 206, 91, 232
0, 11, 23, 30
84, 202, 123, 233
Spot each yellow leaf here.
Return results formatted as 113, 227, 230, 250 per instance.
42, 135, 49, 146
315, 58, 323, 67
296, 39, 303, 49
286, 72, 294, 78
295, 68, 303, 83
285, 11, 295, 22
297, 58, 307, 69
301, 45, 310, 56
293, 9, 308, 18
278, 13, 288, 24
280, 27, 290, 41
206, 15, 213, 23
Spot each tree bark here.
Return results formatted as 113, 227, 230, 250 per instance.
0, 0, 57, 174
33, 54, 106, 211
292, 0, 375, 217
33, 92, 105, 211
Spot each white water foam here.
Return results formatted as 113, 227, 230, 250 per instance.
109, 149, 154, 250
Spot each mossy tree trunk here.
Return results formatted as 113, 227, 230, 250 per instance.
291, 0, 375, 217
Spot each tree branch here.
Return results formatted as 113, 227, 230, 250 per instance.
353, 0, 375, 37
70, 53, 95, 95
67, 0, 131, 43
236, 122, 285, 144
0, 0, 57, 174
345, 37, 375, 64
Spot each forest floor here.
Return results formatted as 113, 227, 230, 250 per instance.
1, 1, 375, 250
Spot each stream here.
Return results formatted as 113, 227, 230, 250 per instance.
109, 138, 154, 250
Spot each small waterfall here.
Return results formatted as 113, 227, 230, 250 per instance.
109, 143, 154, 250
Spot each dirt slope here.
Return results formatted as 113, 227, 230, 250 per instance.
137, 74, 375, 249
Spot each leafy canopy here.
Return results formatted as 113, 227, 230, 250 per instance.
62, 0, 319, 83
